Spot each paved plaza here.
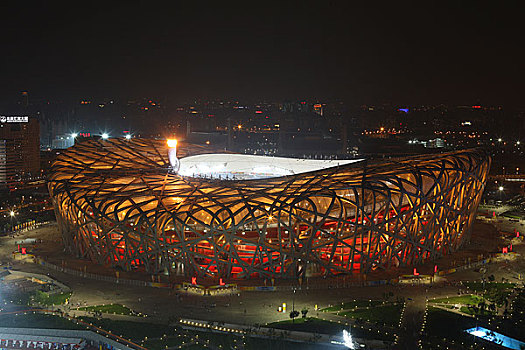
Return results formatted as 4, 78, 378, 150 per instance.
1, 216, 524, 349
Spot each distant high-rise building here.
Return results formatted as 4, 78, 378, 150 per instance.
0, 116, 40, 187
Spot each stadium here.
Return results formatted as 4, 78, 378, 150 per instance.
48, 139, 490, 280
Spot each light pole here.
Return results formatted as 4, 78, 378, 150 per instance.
10, 211, 15, 232
292, 287, 296, 322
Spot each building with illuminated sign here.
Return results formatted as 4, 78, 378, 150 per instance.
0, 116, 40, 186
48, 139, 490, 280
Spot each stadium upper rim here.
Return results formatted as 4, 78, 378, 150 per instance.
48, 138, 489, 183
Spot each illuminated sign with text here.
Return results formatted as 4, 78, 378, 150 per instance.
0, 115, 29, 123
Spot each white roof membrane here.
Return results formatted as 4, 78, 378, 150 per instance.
178, 153, 363, 180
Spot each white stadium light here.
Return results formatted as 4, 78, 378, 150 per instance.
125, 134, 132, 140
330, 329, 356, 349
101, 133, 109, 139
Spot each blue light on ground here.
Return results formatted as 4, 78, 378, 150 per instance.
466, 327, 525, 349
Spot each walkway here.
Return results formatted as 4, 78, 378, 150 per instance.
394, 294, 426, 349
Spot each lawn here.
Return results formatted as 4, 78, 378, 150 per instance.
0, 312, 85, 330
144, 332, 318, 350
338, 303, 403, 326
463, 282, 515, 306
266, 317, 347, 335
266, 317, 394, 341
32, 291, 72, 306
459, 306, 494, 316
420, 307, 484, 349
320, 299, 387, 312
78, 303, 136, 315
80, 317, 174, 341
428, 295, 484, 306
463, 282, 515, 293
2, 290, 71, 306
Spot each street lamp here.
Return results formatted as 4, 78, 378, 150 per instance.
292, 287, 296, 322
498, 186, 504, 191
9, 211, 15, 232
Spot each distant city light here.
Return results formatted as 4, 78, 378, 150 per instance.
167, 139, 178, 148
498, 138, 502, 142
10, 211, 15, 217
398, 108, 409, 113
101, 133, 109, 139
517, 141, 521, 145
498, 186, 504, 191
125, 134, 132, 140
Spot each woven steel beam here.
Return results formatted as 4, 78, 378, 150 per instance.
48, 139, 490, 279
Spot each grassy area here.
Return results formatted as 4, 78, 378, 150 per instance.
78, 303, 136, 315
463, 282, 515, 306
421, 307, 492, 349
144, 331, 320, 350
321, 299, 387, 312
82, 317, 325, 349
339, 303, 403, 326
32, 291, 72, 306
0, 312, 85, 330
81, 317, 174, 341
429, 295, 484, 306
266, 317, 394, 341
463, 282, 515, 292
266, 317, 346, 335
459, 306, 494, 316
2, 290, 71, 306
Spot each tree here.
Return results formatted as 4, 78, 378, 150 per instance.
488, 303, 496, 314
289, 310, 300, 323
478, 301, 486, 314
301, 308, 309, 318
488, 274, 495, 282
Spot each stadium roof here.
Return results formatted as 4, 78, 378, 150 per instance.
178, 153, 363, 179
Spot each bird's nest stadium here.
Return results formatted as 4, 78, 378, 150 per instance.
48, 139, 490, 280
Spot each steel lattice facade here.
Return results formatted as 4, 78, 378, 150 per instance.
48, 139, 490, 279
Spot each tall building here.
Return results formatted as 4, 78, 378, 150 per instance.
0, 116, 40, 187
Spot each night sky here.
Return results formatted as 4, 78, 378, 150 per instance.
1, 1, 523, 107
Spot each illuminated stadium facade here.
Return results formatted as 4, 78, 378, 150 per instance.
48, 139, 490, 280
